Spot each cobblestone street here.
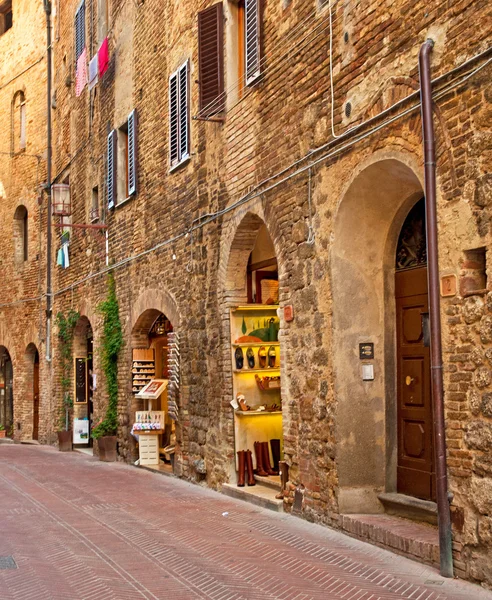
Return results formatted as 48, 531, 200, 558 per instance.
0, 445, 489, 600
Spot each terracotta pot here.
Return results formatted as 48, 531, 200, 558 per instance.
0, 430, 6, 438
98, 435, 117, 462
57, 430, 72, 452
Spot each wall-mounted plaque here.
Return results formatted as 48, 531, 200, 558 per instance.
74, 357, 88, 404
359, 343, 374, 360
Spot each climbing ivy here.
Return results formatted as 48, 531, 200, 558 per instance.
55, 308, 80, 430
92, 273, 123, 440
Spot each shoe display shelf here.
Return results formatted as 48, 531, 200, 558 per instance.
230, 305, 283, 475
132, 348, 155, 394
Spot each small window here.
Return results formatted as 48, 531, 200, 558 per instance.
75, 1, 86, 63
107, 110, 137, 209
169, 61, 190, 170
461, 248, 487, 296
244, 0, 261, 85
12, 91, 26, 153
0, 1, 12, 35
14, 205, 28, 265
90, 186, 99, 222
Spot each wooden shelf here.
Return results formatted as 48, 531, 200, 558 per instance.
232, 342, 280, 348
235, 410, 282, 416
234, 368, 280, 374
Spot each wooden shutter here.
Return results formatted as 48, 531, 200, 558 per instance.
107, 129, 117, 209
75, 1, 86, 62
169, 71, 179, 167
178, 62, 189, 161
127, 110, 137, 196
245, 0, 261, 85
198, 4, 224, 116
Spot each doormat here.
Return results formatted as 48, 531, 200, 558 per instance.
0, 556, 17, 569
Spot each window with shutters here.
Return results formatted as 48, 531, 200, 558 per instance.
198, 4, 225, 116
169, 61, 190, 170
244, 0, 261, 85
107, 110, 137, 210
0, 0, 12, 36
75, 1, 86, 63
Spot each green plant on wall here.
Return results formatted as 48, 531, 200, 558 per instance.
92, 273, 123, 440
55, 308, 80, 430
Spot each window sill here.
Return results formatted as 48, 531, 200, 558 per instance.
115, 196, 134, 209
169, 156, 191, 174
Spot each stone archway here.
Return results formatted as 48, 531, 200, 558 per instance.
73, 316, 94, 445
331, 155, 424, 514
218, 210, 285, 483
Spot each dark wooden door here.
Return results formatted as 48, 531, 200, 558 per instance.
396, 267, 435, 501
33, 354, 39, 440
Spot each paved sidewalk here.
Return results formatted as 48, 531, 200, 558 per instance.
0, 445, 490, 600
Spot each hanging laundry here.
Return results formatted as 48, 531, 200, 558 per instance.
98, 37, 109, 78
88, 54, 98, 90
75, 48, 88, 97
62, 243, 70, 269
57, 248, 64, 267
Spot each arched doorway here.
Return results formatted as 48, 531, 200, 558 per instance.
0, 347, 14, 437
222, 214, 283, 492
395, 198, 434, 501
73, 317, 94, 447
131, 309, 175, 472
25, 344, 40, 440
331, 156, 425, 514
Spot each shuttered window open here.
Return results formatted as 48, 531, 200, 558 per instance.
169, 61, 190, 169
75, 1, 86, 62
198, 4, 224, 116
107, 129, 117, 209
245, 0, 261, 85
127, 110, 137, 196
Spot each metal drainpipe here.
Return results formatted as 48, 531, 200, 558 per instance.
43, 0, 53, 362
419, 39, 454, 578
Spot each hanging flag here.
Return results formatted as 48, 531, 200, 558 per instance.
98, 37, 109, 78
88, 54, 98, 90
75, 48, 88, 97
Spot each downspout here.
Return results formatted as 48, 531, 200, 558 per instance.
43, 0, 53, 362
419, 39, 454, 579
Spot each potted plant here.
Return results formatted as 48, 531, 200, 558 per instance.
91, 274, 122, 462
55, 309, 80, 451
0, 425, 5, 439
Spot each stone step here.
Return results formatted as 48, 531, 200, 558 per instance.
254, 474, 282, 490
222, 482, 284, 512
378, 492, 438, 525
340, 513, 439, 567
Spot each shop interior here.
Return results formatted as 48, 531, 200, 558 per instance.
131, 311, 176, 473
230, 224, 283, 496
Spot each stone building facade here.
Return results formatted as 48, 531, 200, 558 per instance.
0, 0, 491, 588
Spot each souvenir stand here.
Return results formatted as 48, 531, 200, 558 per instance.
133, 379, 168, 465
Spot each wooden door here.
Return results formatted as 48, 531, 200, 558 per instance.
396, 267, 435, 501
33, 354, 39, 440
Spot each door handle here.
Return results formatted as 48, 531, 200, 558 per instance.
405, 375, 415, 386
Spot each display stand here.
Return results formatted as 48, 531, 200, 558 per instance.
230, 305, 283, 471
134, 380, 168, 466
132, 349, 155, 394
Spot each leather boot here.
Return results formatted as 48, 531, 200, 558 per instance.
270, 439, 281, 474
254, 441, 268, 477
261, 442, 276, 476
245, 449, 256, 486
237, 450, 246, 487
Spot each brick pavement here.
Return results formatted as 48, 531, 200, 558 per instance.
0, 445, 490, 600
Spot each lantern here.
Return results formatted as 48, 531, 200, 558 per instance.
51, 183, 71, 216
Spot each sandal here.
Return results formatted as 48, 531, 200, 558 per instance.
246, 347, 255, 368
258, 346, 267, 368
235, 347, 244, 370
268, 346, 277, 368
